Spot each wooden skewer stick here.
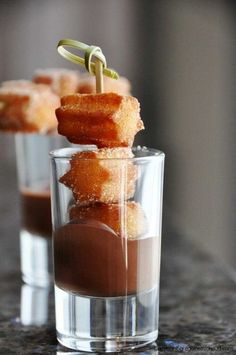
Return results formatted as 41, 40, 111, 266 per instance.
95, 58, 104, 93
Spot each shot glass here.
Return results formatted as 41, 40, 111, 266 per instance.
50, 146, 165, 352
15, 133, 67, 287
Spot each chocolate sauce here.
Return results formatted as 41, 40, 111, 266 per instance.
20, 189, 52, 238
54, 220, 158, 297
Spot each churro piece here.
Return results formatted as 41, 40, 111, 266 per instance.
56, 93, 144, 148
33, 68, 80, 96
77, 74, 131, 95
69, 201, 147, 239
0, 83, 59, 133
60, 147, 137, 203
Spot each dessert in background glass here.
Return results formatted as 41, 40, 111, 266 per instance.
15, 133, 67, 287
50, 146, 164, 352
0, 74, 81, 287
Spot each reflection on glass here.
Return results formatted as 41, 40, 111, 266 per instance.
20, 284, 49, 326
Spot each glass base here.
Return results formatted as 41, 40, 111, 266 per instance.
20, 230, 52, 287
55, 285, 159, 352
58, 331, 158, 353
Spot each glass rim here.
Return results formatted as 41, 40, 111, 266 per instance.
50, 146, 165, 161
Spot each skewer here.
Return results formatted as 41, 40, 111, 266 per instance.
95, 58, 104, 93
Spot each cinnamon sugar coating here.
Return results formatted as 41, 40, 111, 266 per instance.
60, 147, 138, 204
56, 92, 144, 148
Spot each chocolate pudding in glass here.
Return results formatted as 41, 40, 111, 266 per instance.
20, 188, 51, 238
54, 219, 158, 297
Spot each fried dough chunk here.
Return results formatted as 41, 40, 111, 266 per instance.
60, 147, 137, 204
56, 93, 144, 148
0, 83, 59, 133
77, 75, 131, 95
69, 201, 147, 239
33, 68, 80, 97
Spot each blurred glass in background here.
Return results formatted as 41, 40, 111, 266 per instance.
0, 0, 236, 268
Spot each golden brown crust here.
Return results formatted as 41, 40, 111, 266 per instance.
59, 147, 137, 204
33, 68, 80, 97
0, 83, 60, 133
56, 93, 144, 148
69, 201, 147, 239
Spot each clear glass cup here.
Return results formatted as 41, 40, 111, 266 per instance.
15, 133, 67, 287
50, 146, 165, 352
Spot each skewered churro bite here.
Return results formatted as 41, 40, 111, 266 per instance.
60, 147, 137, 204
77, 74, 131, 95
0, 83, 59, 133
56, 92, 144, 148
33, 68, 80, 97
69, 201, 147, 239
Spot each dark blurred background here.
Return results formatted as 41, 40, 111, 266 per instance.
0, 0, 236, 268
